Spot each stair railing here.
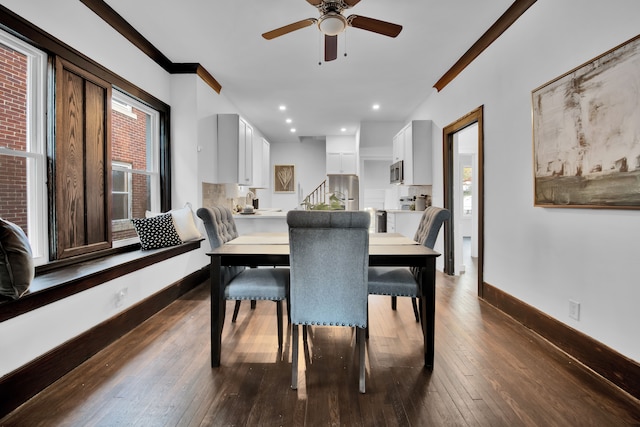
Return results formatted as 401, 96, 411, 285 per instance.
301, 179, 327, 210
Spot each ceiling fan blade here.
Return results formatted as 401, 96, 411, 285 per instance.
344, 0, 361, 7
348, 15, 402, 38
262, 18, 317, 40
325, 34, 338, 61
306, 0, 323, 6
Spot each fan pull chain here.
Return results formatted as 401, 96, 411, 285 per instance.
318, 31, 322, 66
344, 30, 348, 57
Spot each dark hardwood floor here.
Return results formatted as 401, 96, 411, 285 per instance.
2, 243, 639, 426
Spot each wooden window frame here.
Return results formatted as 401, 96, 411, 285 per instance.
0, 6, 172, 268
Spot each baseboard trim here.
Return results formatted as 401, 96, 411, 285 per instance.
483, 282, 640, 400
0, 266, 209, 419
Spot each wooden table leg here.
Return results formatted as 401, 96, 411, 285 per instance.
211, 256, 223, 367
421, 258, 436, 370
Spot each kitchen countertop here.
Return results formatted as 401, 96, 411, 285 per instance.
234, 209, 427, 214
232, 209, 287, 233
233, 209, 287, 218
233, 209, 427, 217
384, 209, 426, 214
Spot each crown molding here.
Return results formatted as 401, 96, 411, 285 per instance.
79, 0, 221, 94
434, 0, 537, 91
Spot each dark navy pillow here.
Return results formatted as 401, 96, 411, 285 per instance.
131, 213, 182, 250
0, 218, 34, 301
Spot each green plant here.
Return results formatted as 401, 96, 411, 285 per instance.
301, 192, 346, 210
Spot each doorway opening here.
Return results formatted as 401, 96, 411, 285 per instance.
443, 106, 484, 297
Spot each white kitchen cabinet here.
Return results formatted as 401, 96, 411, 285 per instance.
326, 151, 357, 174
387, 210, 423, 238
217, 114, 253, 185
393, 120, 432, 185
386, 212, 396, 233
392, 132, 404, 163
261, 138, 270, 187
252, 137, 270, 188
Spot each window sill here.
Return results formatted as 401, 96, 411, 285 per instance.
0, 240, 203, 323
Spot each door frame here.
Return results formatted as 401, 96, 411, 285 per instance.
443, 106, 484, 297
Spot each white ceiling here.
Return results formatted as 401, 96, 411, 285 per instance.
103, 0, 514, 145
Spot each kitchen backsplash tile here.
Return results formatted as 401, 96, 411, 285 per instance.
407, 185, 432, 198
202, 182, 235, 211
202, 182, 257, 212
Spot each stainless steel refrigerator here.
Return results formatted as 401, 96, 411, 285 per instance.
327, 174, 359, 211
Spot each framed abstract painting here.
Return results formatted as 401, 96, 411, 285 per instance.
532, 35, 640, 209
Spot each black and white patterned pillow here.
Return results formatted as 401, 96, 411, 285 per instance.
131, 213, 182, 250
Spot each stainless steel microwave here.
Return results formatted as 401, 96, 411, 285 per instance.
390, 160, 403, 184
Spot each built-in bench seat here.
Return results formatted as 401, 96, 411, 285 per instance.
0, 239, 203, 323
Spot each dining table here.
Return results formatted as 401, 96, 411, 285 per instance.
206, 232, 440, 369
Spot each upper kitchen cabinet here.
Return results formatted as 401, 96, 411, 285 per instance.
217, 114, 253, 185
326, 151, 357, 174
326, 135, 358, 175
394, 120, 433, 185
252, 137, 270, 188
392, 132, 404, 163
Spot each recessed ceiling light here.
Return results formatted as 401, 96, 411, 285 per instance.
279, 105, 287, 111
290, 128, 296, 133
286, 118, 292, 124
372, 104, 380, 110
340, 128, 347, 132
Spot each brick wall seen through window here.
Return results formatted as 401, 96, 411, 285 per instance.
0, 43, 28, 232
111, 105, 151, 241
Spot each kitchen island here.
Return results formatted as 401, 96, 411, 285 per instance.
234, 209, 427, 236
385, 209, 425, 238
233, 209, 288, 234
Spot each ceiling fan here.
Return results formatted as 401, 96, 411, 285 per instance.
262, 0, 402, 62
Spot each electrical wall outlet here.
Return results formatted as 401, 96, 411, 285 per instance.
115, 287, 128, 308
569, 299, 580, 321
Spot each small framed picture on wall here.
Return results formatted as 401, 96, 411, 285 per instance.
274, 164, 295, 193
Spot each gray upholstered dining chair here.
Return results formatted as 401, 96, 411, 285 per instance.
369, 206, 450, 323
287, 210, 370, 393
197, 206, 289, 348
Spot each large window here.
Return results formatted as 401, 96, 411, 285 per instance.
0, 22, 170, 265
462, 166, 473, 216
0, 30, 48, 265
112, 161, 132, 221
111, 92, 161, 244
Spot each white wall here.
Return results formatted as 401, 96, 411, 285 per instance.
410, 0, 640, 361
0, 251, 206, 376
360, 121, 404, 148
326, 135, 356, 153
171, 75, 200, 208
363, 160, 392, 190
269, 138, 327, 211
0, 0, 171, 104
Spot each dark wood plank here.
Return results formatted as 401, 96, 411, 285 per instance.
78, 0, 173, 72
55, 61, 86, 253
2, 258, 639, 426
434, 0, 537, 91
54, 58, 113, 259
84, 79, 109, 246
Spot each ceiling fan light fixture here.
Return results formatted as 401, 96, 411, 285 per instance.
318, 12, 347, 36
